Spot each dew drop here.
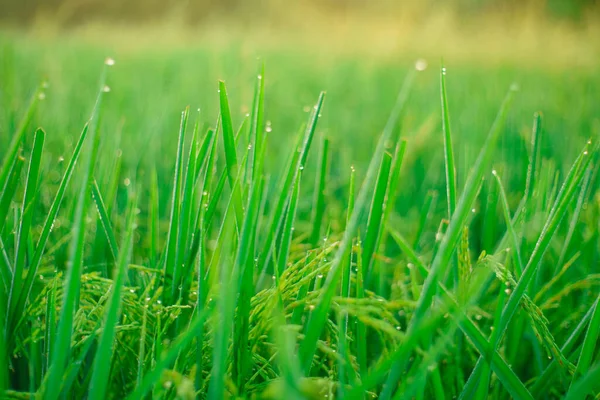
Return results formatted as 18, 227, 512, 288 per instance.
415, 59, 428, 71
129, 289, 135, 293
124, 178, 131, 186
102, 85, 111, 93
38, 92, 46, 100
441, 67, 447, 75
105, 57, 115, 66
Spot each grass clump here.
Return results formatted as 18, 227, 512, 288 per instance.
1, 55, 599, 400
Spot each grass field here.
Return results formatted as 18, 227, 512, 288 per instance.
0, 25, 599, 400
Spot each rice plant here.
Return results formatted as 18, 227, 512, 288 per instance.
0, 54, 599, 400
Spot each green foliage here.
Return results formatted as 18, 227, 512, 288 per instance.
0, 43, 599, 400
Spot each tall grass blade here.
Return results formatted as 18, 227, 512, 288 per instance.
7, 128, 45, 340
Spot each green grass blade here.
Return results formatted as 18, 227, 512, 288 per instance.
567, 291, 600, 395
88, 197, 137, 400
7, 128, 45, 338
9, 123, 90, 337
233, 175, 264, 392
91, 179, 119, 263
524, 112, 543, 203
249, 65, 265, 184
493, 170, 525, 276
440, 64, 457, 218
162, 108, 188, 306
218, 81, 244, 225
276, 172, 301, 279
564, 362, 600, 400
0, 155, 24, 235
257, 92, 324, 275
0, 84, 43, 192
496, 145, 594, 350
530, 300, 596, 397
363, 150, 392, 285
309, 137, 329, 246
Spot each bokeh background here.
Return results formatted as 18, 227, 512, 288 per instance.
1, 0, 599, 241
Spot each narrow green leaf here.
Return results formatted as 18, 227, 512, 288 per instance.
88, 198, 137, 400
7, 128, 45, 338
567, 291, 600, 395
218, 81, 244, 226
162, 108, 188, 306
309, 137, 329, 246
91, 179, 119, 263
0, 84, 43, 192
0, 155, 24, 235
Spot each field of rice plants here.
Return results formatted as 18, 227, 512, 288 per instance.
0, 26, 599, 399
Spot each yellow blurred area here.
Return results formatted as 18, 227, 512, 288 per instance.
9, 1, 600, 68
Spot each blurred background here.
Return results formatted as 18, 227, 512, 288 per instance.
1, 0, 599, 229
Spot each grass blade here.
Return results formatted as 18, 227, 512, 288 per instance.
162, 108, 188, 306
309, 137, 329, 246
88, 197, 137, 400
7, 128, 45, 339
91, 179, 119, 263
0, 84, 43, 192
